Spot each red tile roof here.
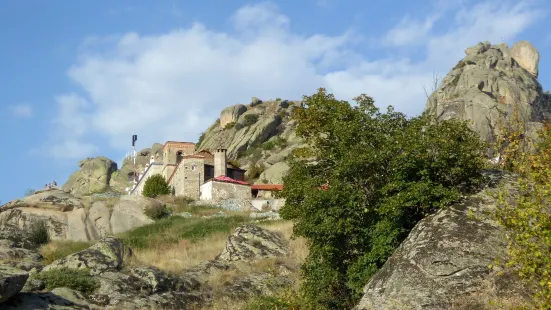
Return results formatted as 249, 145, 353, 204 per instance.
251, 184, 283, 191
212, 175, 250, 186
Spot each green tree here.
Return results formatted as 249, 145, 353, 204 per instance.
279, 88, 486, 309
142, 174, 171, 198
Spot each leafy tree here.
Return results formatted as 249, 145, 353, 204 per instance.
279, 88, 486, 309
142, 174, 171, 198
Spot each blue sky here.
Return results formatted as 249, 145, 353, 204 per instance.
1, 0, 550, 203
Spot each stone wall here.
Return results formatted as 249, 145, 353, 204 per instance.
200, 180, 251, 201
171, 157, 205, 200
163, 142, 195, 166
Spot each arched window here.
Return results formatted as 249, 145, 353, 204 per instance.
176, 151, 183, 164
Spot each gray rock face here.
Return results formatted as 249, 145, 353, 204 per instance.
510, 40, 540, 77
217, 224, 289, 261
63, 157, 118, 196
220, 104, 248, 128
42, 237, 132, 275
0, 265, 29, 304
354, 170, 527, 310
425, 41, 547, 144
255, 161, 290, 184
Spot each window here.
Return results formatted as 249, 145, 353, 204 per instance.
191, 163, 197, 171
176, 151, 183, 164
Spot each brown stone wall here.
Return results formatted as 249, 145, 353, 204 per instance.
163, 142, 196, 166
208, 181, 251, 200
171, 158, 205, 199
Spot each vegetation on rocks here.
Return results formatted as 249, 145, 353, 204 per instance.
33, 268, 99, 293
144, 204, 170, 220
39, 240, 94, 265
29, 220, 50, 246
243, 114, 259, 126
142, 173, 171, 198
279, 88, 486, 309
491, 102, 551, 308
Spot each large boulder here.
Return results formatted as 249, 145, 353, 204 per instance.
425, 41, 547, 145
354, 170, 527, 310
42, 237, 131, 275
220, 104, 248, 128
109, 196, 156, 234
63, 157, 118, 196
255, 162, 290, 184
0, 265, 29, 304
217, 224, 289, 261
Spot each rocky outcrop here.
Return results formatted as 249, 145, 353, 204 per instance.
425, 41, 548, 144
42, 237, 131, 275
510, 40, 539, 77
220, 104, 247, 128
0, 265, 29, 304
109, 143, 164, 193
217, 224, 289, 261
354, 170, 527, 310
0, 190, 157, 241
197, 99, 303, 182
255, 161, 290, 184
63, 157, 118, 196
2, 224, 296, 309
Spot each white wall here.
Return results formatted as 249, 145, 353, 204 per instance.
131, 164, 164, 196
200, 181, 213, 200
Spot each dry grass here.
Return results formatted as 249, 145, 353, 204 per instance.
128, 231, 230, 274
39, 240, 95, 265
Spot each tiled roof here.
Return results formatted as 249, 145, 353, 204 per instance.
251, 184, 283, 191
212, 175, 250, 186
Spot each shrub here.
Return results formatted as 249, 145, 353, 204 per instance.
24, 189, 36, 197
228, 160, 241, 168
197, 132, 206, 146
145, 204, 170, 220
29, 220, 50, 246
246, 163, 265, 181
225, 121, 237, 130
491, 102, 551, 308
279, 88, 486, 309
142, 174, 171, 198
244, 114, 259, 127
34, 268, 99, 293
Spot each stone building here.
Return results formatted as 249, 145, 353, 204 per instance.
130, 141, 248, 200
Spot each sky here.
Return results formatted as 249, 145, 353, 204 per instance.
0, 0, 550, 203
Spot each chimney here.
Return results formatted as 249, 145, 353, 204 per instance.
214, 149, 228, 177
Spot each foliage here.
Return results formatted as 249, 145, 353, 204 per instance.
119, 215, 248, 249
228, 159, 241, 168
144, 204, 170, 220
142, 174, 171, 198
39, 240, 94, 265
225, 121, 237, 130
263, 137, 288, 150
34, 268, 99, 293
279, 88, 486, 309
491, 102, 551, 308
29, 220, 50, 246
197, 132, 206, 146
244, 114, 259, 127
246, 163, 265, 181
24, 188, 36, 197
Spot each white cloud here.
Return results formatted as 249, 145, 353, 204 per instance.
9, 103, 33, 118
47, 1, 543, 159
384, 15, 441, 47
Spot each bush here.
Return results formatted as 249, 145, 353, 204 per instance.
491, 103, 551, 308
262, 137, 287, 151
142, 174, 171, 198
279, 88, 486, 309
224, 122, 237, 130
29, 220, 50, 246
244, 114, 259, 127
145, 204, 170, 220
197, 132, 206, 146
246, 163, 265, 181
34, 268, 99, 293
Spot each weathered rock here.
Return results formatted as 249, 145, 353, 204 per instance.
21, 278, 44, 292
255, 162, 290, 184
63, 157, 118, 196
354, 170, 526, 310
250, 97, 262, 106
510, 40, 539, 77
425, 40, 546, 145
0, 245, 42, 271
42, 237, 131, 275
0, 193, 158, 242
0, 265, 29, 304
220, 104, 248, 128
109, 196, 155, 234
217, 224, 289, 261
